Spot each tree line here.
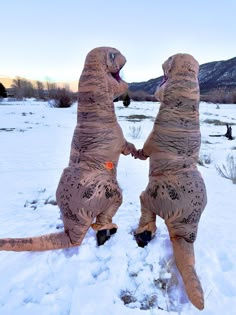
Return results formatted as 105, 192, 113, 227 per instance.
0, 77, 77, 107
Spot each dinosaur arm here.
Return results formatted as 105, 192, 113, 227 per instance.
142, 131, 154, 157
121, 141, 136, 156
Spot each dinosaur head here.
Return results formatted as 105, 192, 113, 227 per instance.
79, 47, 128, 101
155, 53, 200, 106
162, 53, 199, 79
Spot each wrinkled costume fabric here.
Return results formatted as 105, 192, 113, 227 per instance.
0, 47, 135, 251
135, 54, 207, 310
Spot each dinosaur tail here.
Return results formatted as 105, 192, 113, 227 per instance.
171, 237, 204, 310
0, 231, 78, 252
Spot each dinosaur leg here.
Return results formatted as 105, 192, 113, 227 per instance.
91, 195, 122, 231
135, 192, 157, 234
91, 199, 122, 245
134, 192, 157, 247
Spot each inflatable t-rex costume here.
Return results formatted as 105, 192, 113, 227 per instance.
134, 54, 207, 310
0, 47, 136, 251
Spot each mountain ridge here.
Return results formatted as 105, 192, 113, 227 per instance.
128, 56, 236, 101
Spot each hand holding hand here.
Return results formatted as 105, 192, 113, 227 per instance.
122, 141, 137, 156
132, 149, 149, 160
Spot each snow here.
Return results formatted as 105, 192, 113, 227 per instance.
0, 99, 236, 315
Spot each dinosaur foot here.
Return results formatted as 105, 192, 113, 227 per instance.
96, 228, 117, 246
135, 230, 152, 248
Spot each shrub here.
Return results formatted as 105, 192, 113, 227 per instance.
200, 89, 236, 104
128, 125, 142, 139
52, 88, 76, 108
215, 154, 236, 184
198, 152, 212, 166
0, 82, 7, 98
200, 91, 222, 104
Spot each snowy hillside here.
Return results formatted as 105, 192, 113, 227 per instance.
0, 99, 236, 315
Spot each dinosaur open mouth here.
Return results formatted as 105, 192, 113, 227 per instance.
111, 70, 121, 82
160, 75, 168, 87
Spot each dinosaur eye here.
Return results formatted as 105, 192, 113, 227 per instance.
110, 52, 116, 61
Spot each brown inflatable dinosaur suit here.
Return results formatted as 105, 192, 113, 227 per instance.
0, 47, 136, 251
133, 53, 207, 310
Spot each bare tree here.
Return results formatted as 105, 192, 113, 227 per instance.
11, 77, 35, 98
46, 81, 57, 99
11, 77, 24, 99
36, 81, 45, 99
23, 80, 34, 98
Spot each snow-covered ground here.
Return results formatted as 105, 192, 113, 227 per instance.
0, 99, 236, 315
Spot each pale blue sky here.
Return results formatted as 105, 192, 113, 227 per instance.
1, 0, 236, 83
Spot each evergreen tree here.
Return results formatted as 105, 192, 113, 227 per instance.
0, 82, 7, 98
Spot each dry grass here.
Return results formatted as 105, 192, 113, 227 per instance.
203, 119, 236, 126
128, 125, 142, 139
119, 114, 154, 122
215, 154, 236, 184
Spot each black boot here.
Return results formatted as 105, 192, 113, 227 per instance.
135, 230, 152, 248
97, 228, 117, 246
